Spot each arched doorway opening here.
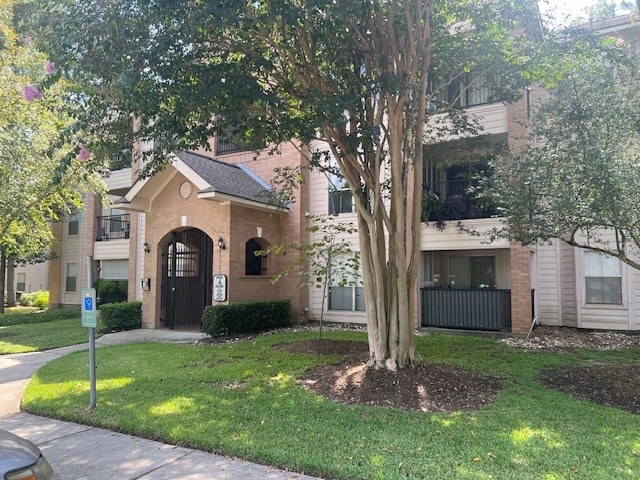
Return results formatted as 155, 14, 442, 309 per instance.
160, 228, 213, 329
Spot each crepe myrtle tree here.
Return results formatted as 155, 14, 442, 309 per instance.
28, 0, 537, 369
485, 29, 640, 270
0, 5, 104, 313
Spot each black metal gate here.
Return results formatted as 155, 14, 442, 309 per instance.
160, 229, 213, 329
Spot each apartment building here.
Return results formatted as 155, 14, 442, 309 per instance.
46, 14, 638, 334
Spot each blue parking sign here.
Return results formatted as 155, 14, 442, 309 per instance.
81, 288, 97, 327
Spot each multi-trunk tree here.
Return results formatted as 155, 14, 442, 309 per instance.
29, 0, 537, 369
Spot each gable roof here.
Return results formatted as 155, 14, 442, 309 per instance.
115, 151, 281, 212
174, 151, 272, 204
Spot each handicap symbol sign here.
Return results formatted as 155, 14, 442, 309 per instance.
84, 297, 93, 311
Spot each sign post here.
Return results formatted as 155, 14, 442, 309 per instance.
83, 257, 97, 409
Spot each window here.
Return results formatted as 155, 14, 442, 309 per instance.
68, 213, 79, 236
447, 256, 496, 289
328, 256, 365, 311
16, 273, 26, 292
584, 251, 622, 305
327, 158, 353, 214
65, 263, 78, 292
245, 238, 266, 275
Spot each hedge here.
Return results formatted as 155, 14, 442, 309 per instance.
0, 308, 80, 327
99, 301, 142, 331
202, 300, 291, 337
94, 279, 128, 305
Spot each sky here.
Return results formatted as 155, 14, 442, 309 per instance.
539, 0, 635, 25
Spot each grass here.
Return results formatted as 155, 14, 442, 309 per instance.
22, 331, 640, 480
0, 310, 102, 354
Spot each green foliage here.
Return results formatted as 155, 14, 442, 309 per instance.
99, 301, 141, 331
94, 279, 128, 305
484, 28, 640, 269
21, 333, 640, 479
17, 290, 48, 308
0, 307, 79, 326
202, 300, 291, 337
32, 290, 49, 309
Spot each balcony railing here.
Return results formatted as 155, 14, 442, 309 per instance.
96, 214, 131, 241
422, 179, 496, 226
421, 288, 511, 331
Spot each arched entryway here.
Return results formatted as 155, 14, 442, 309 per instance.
160, 228, 213, 329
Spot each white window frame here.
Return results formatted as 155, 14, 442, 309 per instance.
583, 251, 623, 306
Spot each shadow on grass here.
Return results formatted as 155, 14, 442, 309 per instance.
21, 333, 640, 480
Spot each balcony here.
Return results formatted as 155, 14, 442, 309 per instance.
96, 214, 131, 241
422, 179, 496, 227
421, 288, 512, 331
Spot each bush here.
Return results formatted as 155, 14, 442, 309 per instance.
19, 291, 36, 307
32, 291, 49, 309
202, 300, 291, 337
94, 279, 128, 305
0, 308, 79, 326
99, 301, 142, 331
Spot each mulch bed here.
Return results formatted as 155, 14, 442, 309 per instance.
279, 339, 501, 412
197, 328, 640, 415
539, 364, 640, 415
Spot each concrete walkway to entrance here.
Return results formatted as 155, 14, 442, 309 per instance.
0, 329, 321, 480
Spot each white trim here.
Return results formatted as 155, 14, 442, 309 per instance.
197, 191, 286, 211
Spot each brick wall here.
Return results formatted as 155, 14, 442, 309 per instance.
137, 144, 309, 328
509, 243, 532, 334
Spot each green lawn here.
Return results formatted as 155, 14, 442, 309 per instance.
22, 331, 640, 480
0, 310, 102, 354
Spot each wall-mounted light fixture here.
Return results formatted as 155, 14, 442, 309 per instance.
217, 237, 226, 250
143, 242, 151, 253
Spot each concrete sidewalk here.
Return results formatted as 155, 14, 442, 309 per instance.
0, 329, 320, 480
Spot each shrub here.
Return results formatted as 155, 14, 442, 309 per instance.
202, 300, 291, 337
19, 291, 36, 307
99, 301, 142, 331
94, 279, 128, 305
32, 291, 49, 309
0, 308, 79, 326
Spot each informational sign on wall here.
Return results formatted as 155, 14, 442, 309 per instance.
213, 274, 227, 302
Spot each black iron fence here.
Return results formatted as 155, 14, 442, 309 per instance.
421, 288, 511, 331
96, 214, 131, 241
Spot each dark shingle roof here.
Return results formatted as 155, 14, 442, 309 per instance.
175, 151, 272, 205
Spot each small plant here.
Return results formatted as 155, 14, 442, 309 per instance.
32, 291, 49, 309
99, 301, 142, 331
202, 300, 291, 337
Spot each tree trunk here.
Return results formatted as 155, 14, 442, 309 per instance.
6, 258, 16, 308
0, 250, 6, 314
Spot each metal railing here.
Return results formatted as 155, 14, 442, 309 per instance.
421, 288, 511, 331
422, 179, 496, 223
96, 214, 131, 241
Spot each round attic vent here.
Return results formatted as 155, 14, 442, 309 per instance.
179, 182, 192, 199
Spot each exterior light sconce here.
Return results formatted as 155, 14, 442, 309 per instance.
218, 237, 226, 250
143, 242, 151, 253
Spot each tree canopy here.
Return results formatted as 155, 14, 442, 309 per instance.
26, 0, 539, 368
0, 1, 104, 311
487, 27, 640, 269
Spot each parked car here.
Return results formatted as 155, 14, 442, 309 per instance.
0, 429, 54, 480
